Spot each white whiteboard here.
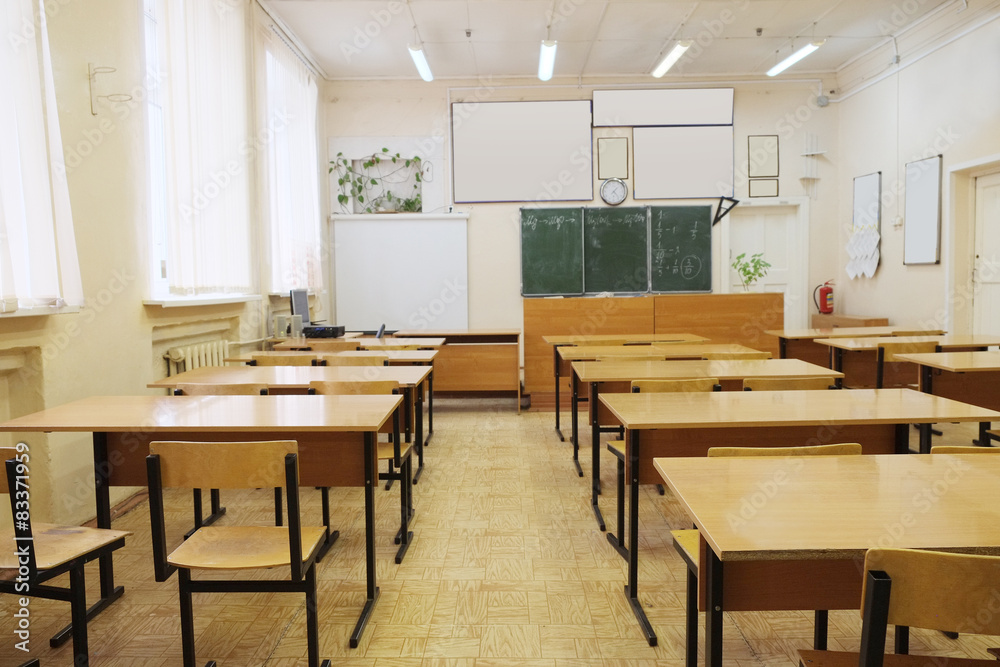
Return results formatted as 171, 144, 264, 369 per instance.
593, 88, 734, 126
903, 155, 942, 264
853, 172, 881, 231
452, 100, 593, 203
632, 126, 734, 199
333, 214, 469, 331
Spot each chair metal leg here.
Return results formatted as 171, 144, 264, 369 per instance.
685, 566, 698, 667
179, 569, 196, 667
274, 487, 283, 526
306, 566, 320, 667
69, 565, 90, 667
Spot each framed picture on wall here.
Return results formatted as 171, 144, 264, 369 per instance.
749, 179, 778, 197
748, 135, 779, 178
597, 136, 628, 179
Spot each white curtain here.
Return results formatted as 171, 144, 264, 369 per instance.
0, 0, 84, 311
153, 0, 253, 296
254, 8, 322, 292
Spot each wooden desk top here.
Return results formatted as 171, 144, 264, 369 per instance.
543, 333, 710, 345
148, 365, 431, 390
654, 454, 1000, 561
600, 388, 1000, 430
393, 329, 521, 337
226, 350, 438, 364
558, 343, 766, 362
357, 337, 445, 348
892, 350, 1000, 372
765, 326, 945, 340
816, 334, 1000, 351
572, 358, 842, 383
0, 394, 402, 433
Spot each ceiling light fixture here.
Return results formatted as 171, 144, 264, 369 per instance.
652, 40, 692, 78
408, 43, 434, 81
538, 39, 557, 81
767, 40, 825, 77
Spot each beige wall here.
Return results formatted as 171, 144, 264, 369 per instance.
835, 18, 1000, 330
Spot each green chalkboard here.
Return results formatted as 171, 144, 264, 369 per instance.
584, 207, 649, 293
649, 205, 712, 292
520, 208, 584, 296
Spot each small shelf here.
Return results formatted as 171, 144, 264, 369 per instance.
801, 151, 827, 156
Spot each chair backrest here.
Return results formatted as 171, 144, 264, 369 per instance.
302, 339, 360, 352
707, 443, 863, 457
174, 383, 268, 396
251, 353, 317, 366
890, 329, 935, 336
861, 548, 1000, 635
877, 340, 939, 363
601, 355, 666, 363
702, 351, 771, 360
308, 380, 399, 395
148, 440, 297, 489
632, 378, 721, 393
742, 376, 838, 391
930, 445, 1000, 454
317, 354, 388, 366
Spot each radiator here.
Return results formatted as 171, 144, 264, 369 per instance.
164, 340, 229, 375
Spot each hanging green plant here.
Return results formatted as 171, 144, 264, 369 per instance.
329, 148, 422, 213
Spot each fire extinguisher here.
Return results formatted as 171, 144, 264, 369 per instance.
813, 281, 834, 314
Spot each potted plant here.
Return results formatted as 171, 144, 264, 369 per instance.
330, 148, 422, 214
731, 252, 771, 291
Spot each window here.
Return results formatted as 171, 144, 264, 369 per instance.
0, 0, 84, 313
144, 0, 253, 298
254, 13, 322, 292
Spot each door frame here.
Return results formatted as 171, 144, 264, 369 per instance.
715, 196, 810, 329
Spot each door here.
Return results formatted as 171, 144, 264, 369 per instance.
722, 203, 807, 329
973, 172, 1000, 334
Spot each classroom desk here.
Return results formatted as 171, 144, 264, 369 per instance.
149, 364, 432, 481
228, 349, 439, 365
573, 358, 843, 529
817, 334, 1000, 388
553, 342, 764, 443
357, 337, 446, 349
893, 350, 1000, 444
0, 393, 400, 649
598, 389, 1000, 646
764, 326, 946, 365
654, 454, 1000, 667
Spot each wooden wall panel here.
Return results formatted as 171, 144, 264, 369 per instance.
653, 293, 782, 358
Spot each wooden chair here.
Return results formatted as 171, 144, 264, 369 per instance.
308, 380, 413, 563
673, 442, 862, 667
797, 548, 1000, 667
0, 447, 129, 666
930, 445, 1000, 453
875, 340, 939, 389
701, 351, 771, 360
146, 440, 331, 667
605, 378, 722, 558
743, 376, 839, 391
250, 353, 317, 366
317, 354, 389, 366
173, 383, 270, 534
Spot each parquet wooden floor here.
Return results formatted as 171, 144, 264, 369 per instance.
1, 400, 996, 665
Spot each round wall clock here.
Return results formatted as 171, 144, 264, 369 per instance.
600, 178, 627, 206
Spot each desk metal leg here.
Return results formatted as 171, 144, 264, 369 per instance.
779, 337, 787, 359
554, 347, 565, 441
895, 424, 910, 454
413, 381, 425, 484
351, 431, 380, 649
705, 549, 723, 667
571, 371, 582, 476
426, 369, 433, 442
625, 429, 656, 646
316, 487, 340, 561
978, 421, 991, 447
918, 423, 932, 455
51, 434, 126, 648
590, 381, 605, 531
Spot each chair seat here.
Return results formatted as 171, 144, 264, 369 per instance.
607, 439, 625, 461
168, 525, 326, 570
377, 441, 413, 461
799, 649, 997, 667
671, 528, 699, 572
0, 523, 130, 570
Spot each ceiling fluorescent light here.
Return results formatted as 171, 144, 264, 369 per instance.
767, 40, 825, 77
408, 44, 434, 82
652, 40, 692, 78
538, 40, 557, 81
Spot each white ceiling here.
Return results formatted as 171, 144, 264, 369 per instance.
263, 0, 959, 81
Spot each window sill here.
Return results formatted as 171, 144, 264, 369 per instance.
143, 295, 262, 308
0, 305, 81, 318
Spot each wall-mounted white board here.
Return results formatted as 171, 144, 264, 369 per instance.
632, 125, 734, 199
903, 155, 942, 265
452, 100, 593, 203
593, 88, 734, 127
333, 213, 469, 331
